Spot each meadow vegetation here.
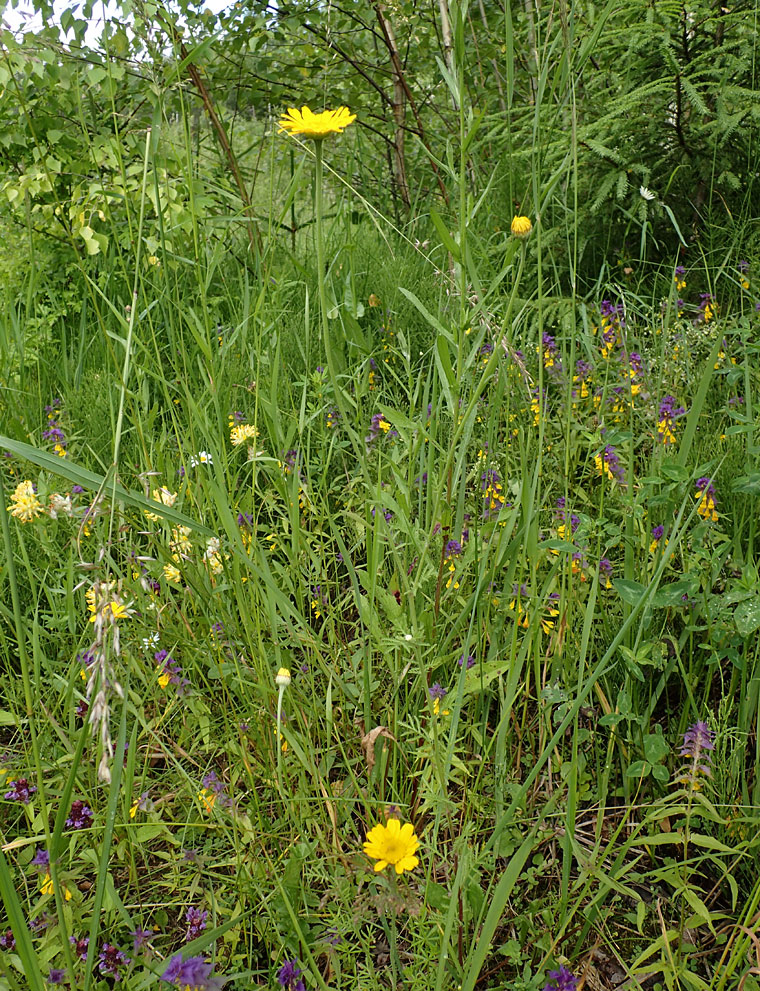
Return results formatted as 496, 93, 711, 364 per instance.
0, 0, 760, 989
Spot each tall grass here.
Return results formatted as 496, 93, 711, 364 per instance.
0, 3, 759, 990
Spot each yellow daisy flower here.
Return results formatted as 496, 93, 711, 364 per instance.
363, 818, 419, 875
510, 215, 532, 239
278, 106, 356, 141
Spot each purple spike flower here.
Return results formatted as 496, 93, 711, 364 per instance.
544, 966, 578, 991
98, 943, 129, 981
66, 800, 93, 830
4, 779, 36, 803
678, 720, 716, 787
185, 907, 208, 942
277, 960, 306, 991
161, 954, 224, 989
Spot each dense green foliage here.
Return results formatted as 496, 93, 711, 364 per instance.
0, 1, 760, 989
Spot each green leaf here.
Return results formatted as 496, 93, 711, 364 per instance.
613, 578, 647, 605
430, 208, 460, 260
459, 833, 537, 991
735, 597, 760, 637
0, 850, 46, 991
643, 732, 670, 764
651, 579, 699, 607
626, 760, 651, 778
732, 473, 760, 494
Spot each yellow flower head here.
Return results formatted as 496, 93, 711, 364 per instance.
7, 480, 43, 522
511, 215, 532, 239
278, 106, 356, 140
162, 562, 182, 584
40, 872, 72, 900
230, 423, 259, 447
145, 487, 177, 521
363, 818, 419, 875
275, 667, 291, 688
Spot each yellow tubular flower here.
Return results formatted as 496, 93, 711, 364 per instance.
363, 818, 419, 875
7, 480, 43, 522
278, 106, 356, 140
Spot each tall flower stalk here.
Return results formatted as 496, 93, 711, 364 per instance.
278, 107, 356, 422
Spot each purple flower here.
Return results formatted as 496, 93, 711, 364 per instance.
71, 485, 84, 495
444, 540, 462, 558
201, 771, 224, 794
4, 778, 36, 803
161, 954, 223, 989
541, 332, 563, 375
657, 396, 686, 445
597, 444, 624, 483
98, 943, 129, 981
185, 906, 208, 942
600, 299, 623, 319
131, 927, 154, 953
738, 260, 749, 273
599, 558, 613, 583
66, 800, 93, 830
75, 699, 88, 720
428, 683, 447, 701
575, 358, 593, 380
679, 720, 715, 786
282, 449, 299, 475
70, 935, 89, 960
47, 969, 66, 985
277, 960, 306, 991
544, 966, 578, 991
155, 651, 190, 694
0, 930, 16, 951
30, 915, 50, 934
680, 721, 715, 760
695, 476, 715, 495
652, 525, 664, 542
457, 652, 476, 669
365, 412, 390, 444
31, 849, 50, 869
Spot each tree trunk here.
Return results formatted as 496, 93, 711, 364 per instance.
374, 3, 411, 209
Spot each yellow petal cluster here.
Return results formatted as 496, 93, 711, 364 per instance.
7, 480, 43, 522
511, 215, 532, 239
278, 106, 356, 140
363, 818, 419, 875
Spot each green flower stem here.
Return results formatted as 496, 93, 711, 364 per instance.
313, 139, 353, 424
276, 682, 286, 796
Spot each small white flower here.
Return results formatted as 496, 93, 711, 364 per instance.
48, 493, 72, 518
639, 185, 656, 201
141, 633, 160, 653
275, 667, 291, 687
404, 634, 413, 642
190, 451, 213, 468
